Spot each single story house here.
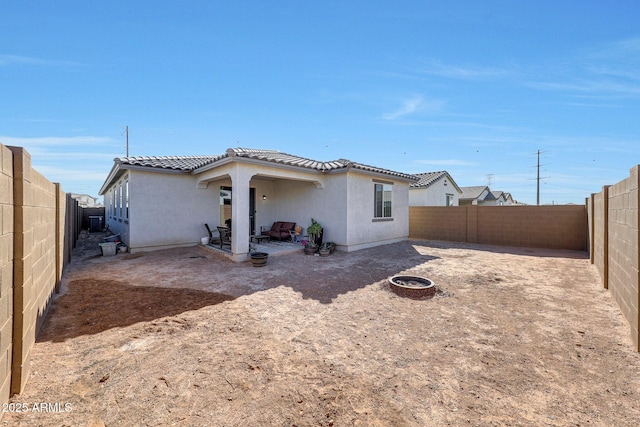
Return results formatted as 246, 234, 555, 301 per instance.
408, 171, 462, 206
99, 147, 418, 261
459, 186, 496, 206
459, 186, 519, 206
486, 191, 515, 206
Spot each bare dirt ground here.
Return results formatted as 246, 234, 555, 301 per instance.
3, 233, 640, 426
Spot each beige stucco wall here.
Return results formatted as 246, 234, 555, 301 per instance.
105, 160, 412, 257
256, 170, 409, 251
409, 179, 459, 206
345, 173, 410, 251
106, 170, 219, 253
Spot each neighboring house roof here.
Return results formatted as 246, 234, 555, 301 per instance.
409, 171, 462, 194
100, 147, 418, 194
459, 186, 490, 201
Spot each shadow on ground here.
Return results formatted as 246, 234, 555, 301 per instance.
37, 279, 235, 342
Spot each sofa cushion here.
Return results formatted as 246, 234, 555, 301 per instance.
281, 222, 295, 231
270, 222, 282, 231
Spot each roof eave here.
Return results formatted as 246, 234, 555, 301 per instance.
99, 161, 190, 195
98, 161, 123, 195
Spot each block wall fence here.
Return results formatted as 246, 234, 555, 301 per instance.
409, 205, 588, 251
0, 144, 79, 409
588, 165, 640, 351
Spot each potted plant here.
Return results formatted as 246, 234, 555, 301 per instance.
318, 242, 331, 257
304, 218, 323, 255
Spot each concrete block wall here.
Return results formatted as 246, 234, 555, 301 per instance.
0, 145, 14, 405
591, 189, 609, 288
9, 146, 62, 394
409, 205, 588, 251
589, 165, 640, 351
408, 206, 468, 242
0, 143, 75, 410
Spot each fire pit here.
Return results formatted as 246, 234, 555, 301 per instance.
389, 275, 436, 299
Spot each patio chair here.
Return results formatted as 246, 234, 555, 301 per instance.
217, 226, 231, 250
289, 225, 303, 243
204, 223, 214, 244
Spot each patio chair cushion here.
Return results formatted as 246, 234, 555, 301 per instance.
270, 222, 282, 231
262, 221, 296, 240
280, 222, 295, 232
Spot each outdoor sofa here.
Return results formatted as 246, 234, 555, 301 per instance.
260, 221, 296, 241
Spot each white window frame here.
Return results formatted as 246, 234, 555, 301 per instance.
446, 193, 454, 206
373, 181, 393, 220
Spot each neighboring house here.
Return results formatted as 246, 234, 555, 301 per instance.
459, 186, 496, 206
409, 171, 462, 206
487, 191, 516, 206
99, 147, 418, 261
460, 187, 519, 206
70, 193, 102, 208
502, 192, 515, 205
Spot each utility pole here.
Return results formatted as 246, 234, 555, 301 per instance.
486, 174, 494, 187
126, 125, 129, 157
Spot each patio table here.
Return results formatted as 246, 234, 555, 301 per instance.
251, 234, 271, 244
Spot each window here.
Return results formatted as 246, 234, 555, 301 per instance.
446, 193, 454, 206
117, 187, 121, 217
125, 180, 129, 219
374, 183, 392, 218
118, 185, 123, 218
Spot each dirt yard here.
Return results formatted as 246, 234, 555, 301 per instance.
2, 233, 640, 426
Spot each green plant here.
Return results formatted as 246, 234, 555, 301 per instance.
306, 218, 322, 247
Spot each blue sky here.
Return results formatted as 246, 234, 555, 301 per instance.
1, 1, 638, 204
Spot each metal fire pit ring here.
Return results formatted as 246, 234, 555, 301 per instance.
389, 275, 436, 299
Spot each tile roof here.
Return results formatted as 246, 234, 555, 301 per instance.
115, 155, 224, 170
409, 171, 448, 188
115, 148, 418, 180
459, 186, 489, 200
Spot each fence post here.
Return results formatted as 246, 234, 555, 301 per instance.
634, 167, 640, 352
602, 186, 609, 289
9, 146, 28, 395
589, 194, 595, 264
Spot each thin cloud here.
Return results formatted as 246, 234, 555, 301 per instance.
418, 59, 510, 80
526, 79, 640, 97
0, 54, 84, 68
416, 159, 476, 166
524, 37, 640, 98
0, 135, 115, 147
33, 166, 110, 182
382, 95, 444, 120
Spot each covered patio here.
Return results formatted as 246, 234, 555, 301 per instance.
202, 237, 304, 257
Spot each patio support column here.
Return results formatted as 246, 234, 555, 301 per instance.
230, 166, 252, 261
